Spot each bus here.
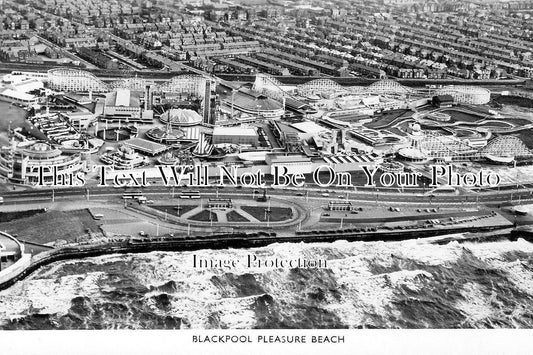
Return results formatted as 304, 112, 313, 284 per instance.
123, 191, 143, 199
179, 190, 200, 199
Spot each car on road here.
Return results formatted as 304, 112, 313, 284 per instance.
322, 193, 330, 197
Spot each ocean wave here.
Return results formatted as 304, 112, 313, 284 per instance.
1, 239, 533, 329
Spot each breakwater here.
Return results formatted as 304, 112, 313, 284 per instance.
0, 223, 515, 292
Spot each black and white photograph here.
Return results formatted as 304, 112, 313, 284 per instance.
0, 0, 533, 353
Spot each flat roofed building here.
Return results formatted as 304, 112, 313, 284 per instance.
103, 88, 152, 122
265, 154, 314, 175
432, 94, 454, 108
61, 112, 97, 131
0, 88, 38, 105
123, 137, 170, 156
328, 201, 357, 211
212, 126, 259, 146
208, 198, 233, 209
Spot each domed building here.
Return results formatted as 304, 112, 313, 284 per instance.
397, 147, 428, 162
0, 141, 86, 185
99, 145, 149, 170
159, 108, 202, 127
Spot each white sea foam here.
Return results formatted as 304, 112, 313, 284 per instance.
464, 238, 533, 261
462, 239, 533, 297
0, 272, 105, 320
455, 282, 494, 324
386, 269, 433, 291
1, 239, 532, 328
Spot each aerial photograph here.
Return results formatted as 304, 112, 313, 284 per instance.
0, 0, 533, 333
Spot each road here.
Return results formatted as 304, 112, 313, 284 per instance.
0, 184, 531, 207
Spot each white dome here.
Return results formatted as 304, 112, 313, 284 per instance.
161, 108, 202, 126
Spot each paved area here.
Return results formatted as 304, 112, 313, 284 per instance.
0, 233, 21, 269
0, 191, 518, 241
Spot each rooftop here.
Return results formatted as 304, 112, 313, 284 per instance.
105, 88, 140, 107
123, 138, 169, 155
213, 126, 258, 137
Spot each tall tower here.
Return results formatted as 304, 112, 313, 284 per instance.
144, 85, 152, 110
202, 80, 217, 126
203, 80, 211, 124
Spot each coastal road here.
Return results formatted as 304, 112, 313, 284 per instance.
0, 184, 531, 207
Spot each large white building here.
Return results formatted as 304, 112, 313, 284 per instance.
212, 126, 259, 146
0, 142, 86, 185
103, 88, 153, 123
0, 73, 41, 105
0, 88, 38, 105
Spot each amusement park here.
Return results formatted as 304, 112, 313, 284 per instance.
0, 67, 532, 191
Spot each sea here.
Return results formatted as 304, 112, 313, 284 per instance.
0, 101, 29, 146
1, 238, 533, 329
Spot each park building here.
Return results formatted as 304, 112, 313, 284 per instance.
328, 201, 358, 211
0, 88, 38, 106
60, 111, 98, 132
432, 95, 454, 108
99, 145, 149, 170
207, 198, 233, 209
219, 85, 285, 118
0, 141, 86, 185
103, 88, 154, 123
1, 73, 44, 93
212, 126, 259, 147
159, 108, 203, 127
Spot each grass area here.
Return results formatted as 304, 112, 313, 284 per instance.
0, 209, 101, 244
493, 95, 533, 108
189, 210, 218, 222
241, 206, 293, 222
505, 118, 532, 126
0, 209, 46, 223
441, 110, 484, 123
455, 129, 475, 137
364, 109, 413, 129
383, 127, 407, 137
478, 121, 512, 128
226, 210, 250, 222
150, 205, 196, 217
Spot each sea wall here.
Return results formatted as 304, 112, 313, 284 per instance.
0, 254, 31, 285
0, 224, 515, 292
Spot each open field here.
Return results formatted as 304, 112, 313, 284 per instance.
150, 205, 197, 217
364, 109, 413, 129
0, 209, 101, 244
493, 95, 533, 108
188, 210, 218, 222
226, 210, 250, 222
241, 206, 293, 222
0, 209, 46, 223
